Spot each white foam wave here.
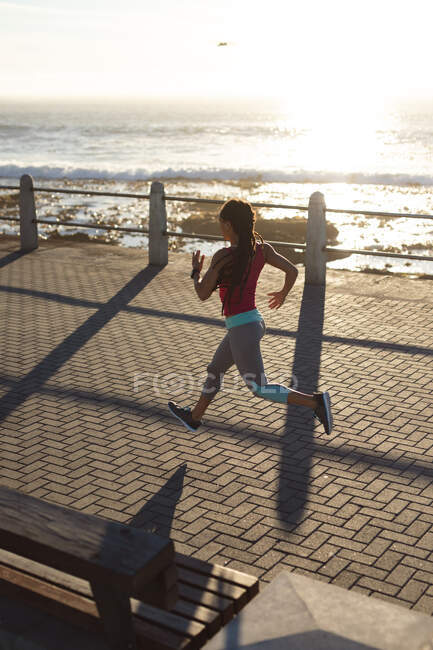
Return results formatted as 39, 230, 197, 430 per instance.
1, 163, 433, 187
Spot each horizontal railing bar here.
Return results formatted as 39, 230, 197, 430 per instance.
167, 196, 433, 220
326, 206, 433, 220
165, 229, 307, 249
325, 246, 433, 261
0, 185, 149, 200
165, 230, 223, 241
0, 186, 307, 211
165, 196, 224, 206
0, 216, 306, 249
0, 216, 429, 258
33, 187, 150, 200
32, 219, 149, 234
1, 184, 433, 220
164, 195, 309, 211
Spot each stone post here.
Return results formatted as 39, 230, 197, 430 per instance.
149, 181, 168, 266
19, 174, 38, 252
305, 191, 327, 285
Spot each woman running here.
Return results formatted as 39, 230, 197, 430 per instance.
168, 199, 333, 435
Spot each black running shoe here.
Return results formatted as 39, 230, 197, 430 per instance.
313, 391, 333, 435
168, 401, 202, 432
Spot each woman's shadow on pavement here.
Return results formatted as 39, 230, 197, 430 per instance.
278, 283, 326, 534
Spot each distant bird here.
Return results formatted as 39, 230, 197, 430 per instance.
217, 42, 228, 47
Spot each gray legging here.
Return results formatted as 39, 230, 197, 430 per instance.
201, 319, 291, 403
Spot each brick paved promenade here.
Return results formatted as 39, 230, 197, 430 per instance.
1, 238, 432, 615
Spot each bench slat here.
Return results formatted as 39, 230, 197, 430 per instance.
0, 539, 259, 649
0, 563, 199, 650
178, 583, 234, 624
176, 553, 258, 594
132, 600, 207, 645
0, 558, 209, 650
0, 548, 92, 595
0, 486, 174, 592
0, 549, 222, 642
133, 618, 194, 650
170, 599, 221, 638
0, 547, 177, 610
178, 568, 247, 612
0, 563, 99, 628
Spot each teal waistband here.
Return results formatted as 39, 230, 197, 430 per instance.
225, 308, 263, 329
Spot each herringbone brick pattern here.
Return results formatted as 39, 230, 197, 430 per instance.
1, 240, 433, 615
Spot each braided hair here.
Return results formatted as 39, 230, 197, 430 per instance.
216, 199, 264, 315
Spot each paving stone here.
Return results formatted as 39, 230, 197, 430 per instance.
374, 549, 404, 571
387, 565, 417, 587
414, 594, 433, 615
354, 524, 382, 544
398, 579, 429, 604
255, 550, 286, 570
318, 556, 350, 578
332, 569, 360, 589
302, 530, 330, 550
357, 577, 400, 596
240, 522, 270, 542
418, 531, 433, 550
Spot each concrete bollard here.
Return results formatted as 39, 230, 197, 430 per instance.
305, 191, 327, 285
149, 181, 168, 266
19, 174, 38, 252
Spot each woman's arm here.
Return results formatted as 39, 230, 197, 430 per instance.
192, 248, 231, 301
263, 242, 298, 309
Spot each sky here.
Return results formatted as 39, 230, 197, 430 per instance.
1, 0, 433, 106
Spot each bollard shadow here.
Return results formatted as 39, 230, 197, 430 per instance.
278, 283, 325, 532
0, 264, 162, 424
0, 249, 29, 269
127, 464, 186, 538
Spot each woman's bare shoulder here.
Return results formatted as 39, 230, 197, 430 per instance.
210, 247, 233, 268
213, 247, 230, 259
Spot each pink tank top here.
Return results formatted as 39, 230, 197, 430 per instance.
219, 243, 265, 316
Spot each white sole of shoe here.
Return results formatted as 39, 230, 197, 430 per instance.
168, 402, 198, 433
322, 391, 333, 435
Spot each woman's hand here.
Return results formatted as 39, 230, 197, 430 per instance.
267, 289, 288, 310
192, 250, 205, 273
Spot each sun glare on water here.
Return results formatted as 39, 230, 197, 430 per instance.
277, 83, 387, 176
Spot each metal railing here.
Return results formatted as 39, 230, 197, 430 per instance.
1, 175, 433, 282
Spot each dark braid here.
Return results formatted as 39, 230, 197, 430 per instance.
217, 199, 264, 315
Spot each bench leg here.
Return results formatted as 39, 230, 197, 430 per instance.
90, 580, 137, 650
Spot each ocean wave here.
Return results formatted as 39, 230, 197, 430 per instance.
1, 163, 433, 187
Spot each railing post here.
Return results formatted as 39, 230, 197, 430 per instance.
305, 191, 327, 285
19, 174, 38, 252
149, 181, 168, 266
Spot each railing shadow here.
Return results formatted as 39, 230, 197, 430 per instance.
278, 284, 325, 532
0, 264, 162, 424
1, 283, 432, 357
1, 372, 431, 478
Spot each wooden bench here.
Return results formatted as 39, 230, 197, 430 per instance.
0, 486, 259, 649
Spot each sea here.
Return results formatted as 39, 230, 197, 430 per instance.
1, 97, 433, 276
